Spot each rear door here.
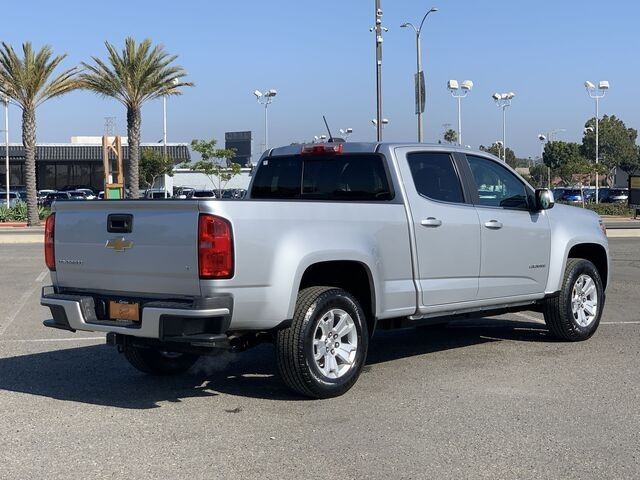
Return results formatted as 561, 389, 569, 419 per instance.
53, 200, 201, 297
395, 148, 481, 306
464, 154, 551, 299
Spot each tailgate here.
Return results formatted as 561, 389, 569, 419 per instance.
53, 200, 201, 297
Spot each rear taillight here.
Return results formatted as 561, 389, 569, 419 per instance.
198, 214, 234, 279
44, 213, 56, 271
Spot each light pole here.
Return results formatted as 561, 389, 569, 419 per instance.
370, 1, 388, 141
538, 134, 550, 188
447, 79, 473, 146
495, 140, 503, 161
400, 7, 438, 142
339, 128, 353, 140
584, 80, 609, 204
492, 92, 515, 162
371, 118, 389, 131
254, 89, 277, 152
2, 96, 9, 208
162, 78, 179, 198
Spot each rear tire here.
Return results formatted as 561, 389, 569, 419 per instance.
276, 287, 369, 399
123, 344, 199, 375
543, 258, 604, 341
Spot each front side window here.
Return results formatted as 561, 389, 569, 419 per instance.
406, 152, 465, 203
466, 155, 529, 209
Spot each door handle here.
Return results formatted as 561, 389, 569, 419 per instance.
420, 217, 442, 227
484, 220, 503, 229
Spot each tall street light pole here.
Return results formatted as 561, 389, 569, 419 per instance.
162, 78, 179, 198
492, 92, 515, 162
3, 96, 9, 208
585, 80, 609, 204
254, 89, 278, 151
372, 1, 387, 142
401, 7, 438, 142
447, 79, 473, 145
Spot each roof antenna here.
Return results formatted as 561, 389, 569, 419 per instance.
323, 115, 334, 143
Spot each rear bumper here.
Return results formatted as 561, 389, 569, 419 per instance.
40, 286, 232, 342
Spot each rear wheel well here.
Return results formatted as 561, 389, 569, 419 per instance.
568, 243, 608, 288
299, 261, 375, 336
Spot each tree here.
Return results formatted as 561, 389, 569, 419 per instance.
581, 115, 639, 182
479, 144, 517, 167
188, 138, 239, 197
543, 141, 596, 185
0, 42, 79, 225
443, 128, 457, 144
139, 149, 175, 190
80, 37, 193, 199
528, 163, 549, 188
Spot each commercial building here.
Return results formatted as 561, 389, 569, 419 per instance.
0, 137, 190, 192
225, 131, 253, 167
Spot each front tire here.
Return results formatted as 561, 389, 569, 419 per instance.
123, 344, 199, 375
276, 287, 369, 399
543, 258, 604, 341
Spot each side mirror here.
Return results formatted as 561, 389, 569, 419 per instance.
535, 189, 555, 210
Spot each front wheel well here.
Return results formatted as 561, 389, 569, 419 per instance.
299, 261, 376, 336
568, 243, 608, 289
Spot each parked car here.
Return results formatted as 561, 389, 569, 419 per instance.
68, 191, 88, 200
144, 189, 171, 199
42, 191, 71, 207
559, 189, 583, 203
42, 142, 610, 399
602, 188, 629, 203
191, 189, 217, 198
38, 190, 57, 205
552, 188, 565, 200
2, 191, 24, 208
75, 188, 96, 200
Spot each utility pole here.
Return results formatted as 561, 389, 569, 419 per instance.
374, 0, 384, 142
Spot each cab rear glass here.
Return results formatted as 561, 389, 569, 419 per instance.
251, 154, 393, 201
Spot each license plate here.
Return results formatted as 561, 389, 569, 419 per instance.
109, 300, 140, 322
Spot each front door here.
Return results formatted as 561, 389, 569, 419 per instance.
395, 148, 481, 307
465, 154, 551, 299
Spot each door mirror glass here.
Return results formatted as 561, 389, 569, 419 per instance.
535, 189, 555, 210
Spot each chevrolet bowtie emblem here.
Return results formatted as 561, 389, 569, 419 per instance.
106, 237, 133, 252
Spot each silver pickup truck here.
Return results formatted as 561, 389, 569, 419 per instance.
41, 143, 609, 398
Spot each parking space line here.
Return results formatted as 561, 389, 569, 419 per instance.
35, 269, 48, 283
514, 312, 545, 323
601, 321, 640, 325
0, 285, 39, 337
0, 337, 104, 344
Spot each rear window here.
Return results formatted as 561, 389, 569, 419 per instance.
251, 154, 393, 201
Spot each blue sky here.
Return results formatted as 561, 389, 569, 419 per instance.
2, 0, 638, 159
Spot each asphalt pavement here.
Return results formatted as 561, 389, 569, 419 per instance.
0, 240, 638, 479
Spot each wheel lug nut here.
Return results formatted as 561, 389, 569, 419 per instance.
331, 349, 335, 355
335, 342, 339, 348
333, 334, 338, 339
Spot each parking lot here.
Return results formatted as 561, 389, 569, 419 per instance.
0, 239, 638, 479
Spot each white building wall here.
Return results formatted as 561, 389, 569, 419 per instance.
167, 168, 253, 192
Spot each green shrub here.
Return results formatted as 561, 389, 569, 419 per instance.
0, 205, 9, 222
0, 203, 50, 222
585, 203, 635, 217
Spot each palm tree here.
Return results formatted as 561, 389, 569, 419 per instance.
80, 38, 192, 199
0, 42, 79, 226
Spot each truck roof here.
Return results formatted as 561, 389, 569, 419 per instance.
268, 142, 495, 158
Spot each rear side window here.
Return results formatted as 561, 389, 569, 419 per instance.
406, 152, 465, 203
251, 154, 392, 201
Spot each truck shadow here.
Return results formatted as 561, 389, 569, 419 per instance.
0, 319, 551, 408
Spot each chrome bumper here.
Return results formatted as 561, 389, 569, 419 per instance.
40, 286, 232, 340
